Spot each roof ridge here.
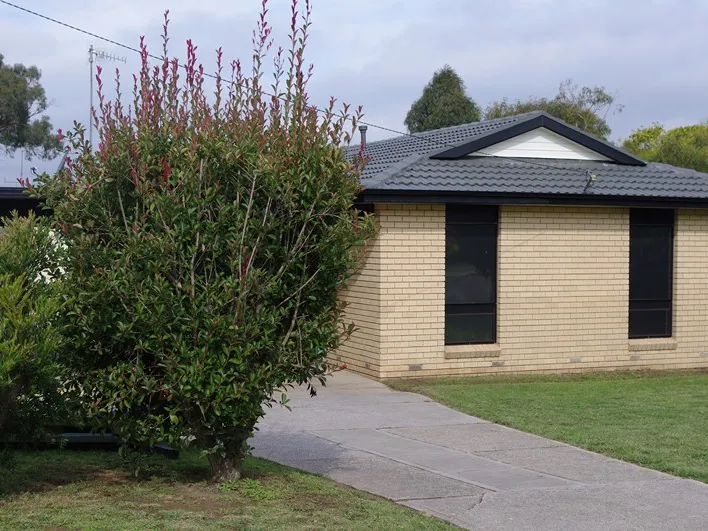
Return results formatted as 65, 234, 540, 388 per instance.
352, 110, 543, 150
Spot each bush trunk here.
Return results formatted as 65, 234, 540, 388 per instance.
208, 453, 244, 482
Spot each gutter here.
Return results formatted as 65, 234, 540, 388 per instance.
356, 189, 708, 209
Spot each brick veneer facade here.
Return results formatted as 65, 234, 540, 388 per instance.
335, 203, 708, 378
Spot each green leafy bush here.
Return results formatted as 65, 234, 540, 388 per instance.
34, 4, 373, 480
0, 212, 67, 442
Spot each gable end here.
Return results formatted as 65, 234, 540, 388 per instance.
473, 127, 611, 161
431, 113, 645, 166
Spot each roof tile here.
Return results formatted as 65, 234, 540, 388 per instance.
349, 113, 708, 200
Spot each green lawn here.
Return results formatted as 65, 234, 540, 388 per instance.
389, 370, 708, 483
0, 450, 455, 530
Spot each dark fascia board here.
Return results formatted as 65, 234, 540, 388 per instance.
430, 113, 646, 166
0, 187, 33, 199
0, 188, 43, 217
356, 189, 708, 209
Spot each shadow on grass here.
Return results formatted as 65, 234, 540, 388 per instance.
0, 451, 458, 531
0, 448, 212, 500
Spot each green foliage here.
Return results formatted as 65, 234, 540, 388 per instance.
623, 124, 708, 172
621, 123, 665, 161
220, 477, 280, 500
0, 54, 62, 159
0, 212, 66, 284
0, 212, 67, 442
404, 65, 481, 133
485, 79, 621, 139
657, 126, 708, 172
218, 479, 240, 493
34, 6, 373, 481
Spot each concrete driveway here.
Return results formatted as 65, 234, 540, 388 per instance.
252, 370, 708, 530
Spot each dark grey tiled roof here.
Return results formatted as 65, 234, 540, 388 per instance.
349, 112, 541, 180
350, 112, 708, 200
376, 157, 708, 198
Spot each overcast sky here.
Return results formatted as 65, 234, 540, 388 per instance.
1, 0, 706, 184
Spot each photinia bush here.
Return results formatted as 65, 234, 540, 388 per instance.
32, 1, 373, 480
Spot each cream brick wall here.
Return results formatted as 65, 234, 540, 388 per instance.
377, 205, 446, 375
497, 206, 630, 372
334, 237, 382, 378
670, 209, 708, 368
337, 203, 708, 379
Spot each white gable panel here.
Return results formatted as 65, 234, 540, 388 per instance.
474, 127, 610, 161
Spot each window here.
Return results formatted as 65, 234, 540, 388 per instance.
629, 209, 674, 338
445, 206, 498, 344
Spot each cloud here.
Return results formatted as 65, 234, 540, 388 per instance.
2, 0, 707, 179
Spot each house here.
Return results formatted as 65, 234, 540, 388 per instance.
0, 157, 65, 224
337, 111, 708, 378
0, 186, 40, 221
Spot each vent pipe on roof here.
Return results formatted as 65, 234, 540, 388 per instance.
359, 125, 368, 149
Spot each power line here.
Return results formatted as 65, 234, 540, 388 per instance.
0, 0, 598, 182
0, 1, 147, 56
0, 1, 366, 126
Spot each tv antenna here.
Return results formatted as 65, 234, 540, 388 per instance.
88, 45, 126, 147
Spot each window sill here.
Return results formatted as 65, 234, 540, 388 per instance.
628, 338, 677, 352
445, 344, 501, 359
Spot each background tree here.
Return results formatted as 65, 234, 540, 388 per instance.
33, 5, 374, 481
0, 54, 62, 159
484, 79, 621, 140
623, 124, 708, 172
404, 65, 481, 133
621, 123, 665, 161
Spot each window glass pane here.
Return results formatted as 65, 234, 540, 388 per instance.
629, 225, 673, 301
445, 313, 495, 344
629, 308, 671, 338
446, 223, 496, 305
629, 209, 674, 339
445, 206, 498, 345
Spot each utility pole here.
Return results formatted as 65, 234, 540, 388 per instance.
88, 46, 126, 148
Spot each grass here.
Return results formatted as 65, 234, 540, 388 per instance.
389, 370, 708, 483
0, 449, 456, 530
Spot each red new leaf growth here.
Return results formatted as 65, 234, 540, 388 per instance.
35, 0, 374, 482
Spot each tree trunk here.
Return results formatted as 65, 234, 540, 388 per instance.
200, 427, 252, 482
208, 452, 244, 482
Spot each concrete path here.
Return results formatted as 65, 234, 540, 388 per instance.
252, 371, 708, 530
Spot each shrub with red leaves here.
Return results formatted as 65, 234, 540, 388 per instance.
33, 1, 373, 481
